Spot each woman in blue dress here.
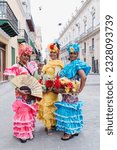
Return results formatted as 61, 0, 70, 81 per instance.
54, 43, 91, 140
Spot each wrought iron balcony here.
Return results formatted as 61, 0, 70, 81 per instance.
17, 29, 29, 43
26, 15, 35, 32
89, 45, 94, 53
0, 1, 18, 37
82, 48, 86, 55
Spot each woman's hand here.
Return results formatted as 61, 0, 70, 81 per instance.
16, 87, 30, 95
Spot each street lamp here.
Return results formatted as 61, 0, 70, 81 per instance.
38, 6, 42, 11
58, 23, 62, 26
57, 23, 63, 37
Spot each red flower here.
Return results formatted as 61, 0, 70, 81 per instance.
45, 80, 53, 88
38, 79, 42, 84
67, 82, 73, 89
50, 44, 54, 49
54, 79, 61, 88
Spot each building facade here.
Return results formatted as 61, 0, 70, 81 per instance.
59, 0, 100, 74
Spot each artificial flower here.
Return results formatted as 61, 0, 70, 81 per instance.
45, 80, 53, 88
70, 47, 74, 53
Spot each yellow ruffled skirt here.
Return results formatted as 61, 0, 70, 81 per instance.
37, 91, 58, 129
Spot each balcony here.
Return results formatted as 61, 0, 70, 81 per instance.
82, 48, 86, 55
17, 29, 28, 43
89, 45, 94, 53
0, 1, 18, 37
26, 15, 35, 32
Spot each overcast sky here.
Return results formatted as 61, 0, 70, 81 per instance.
29, 0, 81, 56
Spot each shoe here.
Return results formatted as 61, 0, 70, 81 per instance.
61, 133, 74, 141
20, 139, 27, 143
73, 133, 79, 136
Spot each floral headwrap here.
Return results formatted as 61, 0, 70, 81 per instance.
47, 43, 59, 54
18, 43, 33, 57
66, 43, 80, 54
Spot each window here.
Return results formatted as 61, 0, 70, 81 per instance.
73, 28, 75, 39
91, 7, 96, 28
92, 12, 95, 28
11, 47, 15, 65
92, 38, 94, 50
84, 42, 86, 53
78, 26, 80, 36
84, 22, 87, 33
76, 23, 80, 36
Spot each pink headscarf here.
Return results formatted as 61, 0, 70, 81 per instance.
18, 43, 33, 57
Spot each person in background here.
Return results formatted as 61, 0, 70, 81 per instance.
37, 42, 64, 135
54, 43, 91, 140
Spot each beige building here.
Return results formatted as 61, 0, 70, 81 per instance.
0, 0, 42, 81
59, 0, 100, 74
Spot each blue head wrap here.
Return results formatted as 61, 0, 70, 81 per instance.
66, 43, 80, 54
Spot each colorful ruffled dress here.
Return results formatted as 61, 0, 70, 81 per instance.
12, 96, 38, 140
54, 58, 91, 135
4, 61, 37, 76
37, 60, 64, 129
4, 61, 38, 140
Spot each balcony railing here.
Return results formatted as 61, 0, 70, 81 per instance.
18, 29, 29, 43
26, 14, 35, 32
82, 48, 86, 55
0, 1, 18, 36
89, 45, 94, 53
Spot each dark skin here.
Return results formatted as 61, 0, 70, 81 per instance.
69, 52, 87, 94
19, 53, 30, 65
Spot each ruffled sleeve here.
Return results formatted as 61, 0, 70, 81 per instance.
3, 64, 22, 76
59, 59, 91, 79
75, 59, 91, 76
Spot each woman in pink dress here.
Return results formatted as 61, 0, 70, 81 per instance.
4, 44, 40, 143
4, 43, 37, 76
12, 86, 40, 143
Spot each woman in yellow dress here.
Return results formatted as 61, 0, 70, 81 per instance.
37, 42, 64, 135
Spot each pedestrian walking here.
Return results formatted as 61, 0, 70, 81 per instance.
54, 43, 91, 140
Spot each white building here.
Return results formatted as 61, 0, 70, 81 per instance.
59, 0, 100, 73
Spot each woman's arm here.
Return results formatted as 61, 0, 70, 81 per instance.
54, 66, 61, 77
77, 70, 87, 94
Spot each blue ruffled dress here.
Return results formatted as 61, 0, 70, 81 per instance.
54, 58, 91, 134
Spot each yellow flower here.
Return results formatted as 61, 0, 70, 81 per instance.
70, 47, 74, 53
72, 80, 79, 92
65, 86, 70, 93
